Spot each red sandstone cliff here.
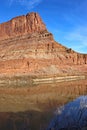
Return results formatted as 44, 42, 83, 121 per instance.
0, 12, 46, 40
0, 12, 87, 76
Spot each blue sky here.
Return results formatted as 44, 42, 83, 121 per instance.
0, 0, 87, 53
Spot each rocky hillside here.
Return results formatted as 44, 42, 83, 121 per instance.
0, 12, 46, 40
0, 12, 87, 76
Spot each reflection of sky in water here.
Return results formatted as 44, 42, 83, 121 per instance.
47, 96, 87, 130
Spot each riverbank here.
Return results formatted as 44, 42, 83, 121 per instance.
33, 75, 86, 84
0, 75, 86, 87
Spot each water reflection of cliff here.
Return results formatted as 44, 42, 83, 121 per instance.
0, 79, 87, 130
47, 96, 87, 130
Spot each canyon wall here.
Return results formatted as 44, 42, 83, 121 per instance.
0, 12, 87, 76
0, 12, 47, 40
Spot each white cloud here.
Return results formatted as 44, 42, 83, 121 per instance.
52, 25, 87, 53
9, 0, 42, 9
63, 26, 87, 53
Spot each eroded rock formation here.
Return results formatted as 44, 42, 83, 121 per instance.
0, 12, 46, 40
0, 12, 87, 76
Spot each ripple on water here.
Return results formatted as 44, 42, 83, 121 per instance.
47, 96, 87, 130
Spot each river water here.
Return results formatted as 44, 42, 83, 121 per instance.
0, 79, 87, 130
47, 96, 87, 130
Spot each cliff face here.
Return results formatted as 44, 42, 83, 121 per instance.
0, 12, 87, 76
0, 12, 46, 40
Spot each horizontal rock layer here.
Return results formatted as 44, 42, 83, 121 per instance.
0, 12, 87, 76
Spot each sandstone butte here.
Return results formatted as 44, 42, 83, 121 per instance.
0, 12, 87, 77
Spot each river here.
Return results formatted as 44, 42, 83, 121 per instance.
47, 96, 87, 130
0, 78, 87, 130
